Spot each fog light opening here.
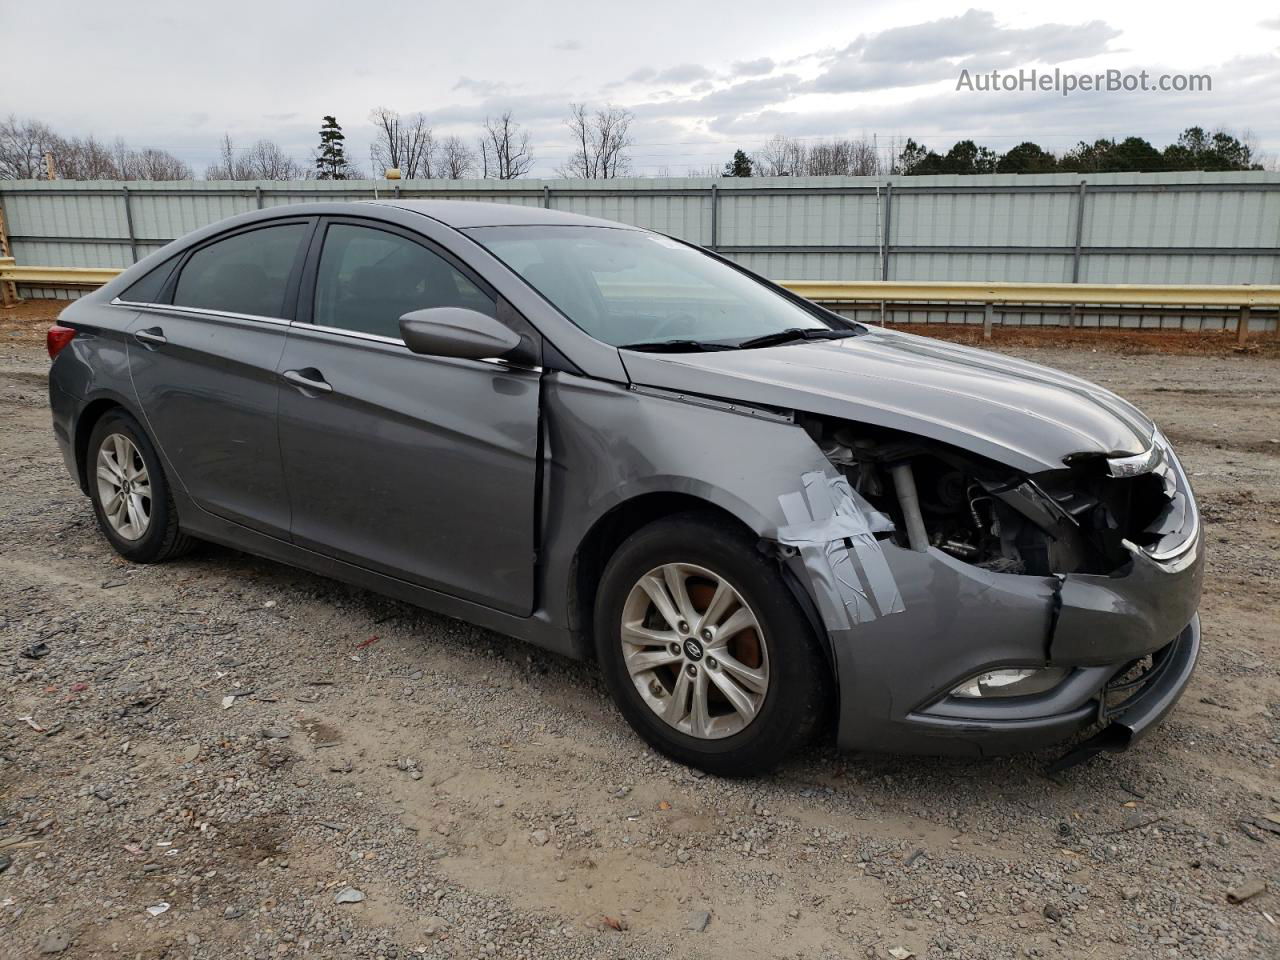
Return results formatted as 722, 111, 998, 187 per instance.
951, 667, 1069, 699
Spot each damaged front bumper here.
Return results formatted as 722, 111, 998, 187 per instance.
808, 520, 1204, 758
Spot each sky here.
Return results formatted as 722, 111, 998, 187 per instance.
2, 0, 1279, 177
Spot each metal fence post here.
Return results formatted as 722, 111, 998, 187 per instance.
880, 182, 893, 281
121, 186, 138, 264
1067, 180, 1088, 327
1236, 304, 1251, 346
543, 185, 551, 209
255, 186, 264, 209
983, 301, 995, 340
0, 197, 18, 306
709, 182, 719, 251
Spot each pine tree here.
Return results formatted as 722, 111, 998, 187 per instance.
722, 149, 753, 177
315, 116, 350, 180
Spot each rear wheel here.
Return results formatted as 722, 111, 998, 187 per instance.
594, 513, 830, 776
87, 410, 195, 563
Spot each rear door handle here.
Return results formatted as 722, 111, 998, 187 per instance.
134, 327, 167, 348
281, 368, 333, 395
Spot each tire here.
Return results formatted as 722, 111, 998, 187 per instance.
86, 409, 196, 564
594, 512, 830, 776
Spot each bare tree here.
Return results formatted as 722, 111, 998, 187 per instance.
52, 135, 120, 180
205, 134, 303, 180
369, 107, 436, 178
479, 111, 533, 179
754, 134, 807, 177
559, 103, 633, 179
1, 117, 191, 181
120, 146, 191, 180
438, 135, 478, 179
753, 134, 879, 177
805, 138, 879, 176
0, 115, 59, 179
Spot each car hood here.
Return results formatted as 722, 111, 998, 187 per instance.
619, 328, 1156, 474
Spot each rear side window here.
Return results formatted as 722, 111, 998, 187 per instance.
121, 254, 179, 304
312, 223, 495, 340
172, 224, 307, 318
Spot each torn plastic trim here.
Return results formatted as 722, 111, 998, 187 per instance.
775, 470, 906, 630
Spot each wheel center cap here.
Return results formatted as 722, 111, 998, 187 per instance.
682, 637, 704, 661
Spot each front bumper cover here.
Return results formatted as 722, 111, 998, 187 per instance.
827, 526, 1203, 757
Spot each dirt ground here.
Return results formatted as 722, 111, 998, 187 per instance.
2, 302, 1278, 960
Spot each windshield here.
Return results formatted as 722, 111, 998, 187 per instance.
465, 225, 839, 348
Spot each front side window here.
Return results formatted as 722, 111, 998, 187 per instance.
172, 224, 307, 318
312, 224, 495, 340
466, 225, 836, 348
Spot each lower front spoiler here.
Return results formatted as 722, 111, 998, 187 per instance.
854, 614, 1200, 759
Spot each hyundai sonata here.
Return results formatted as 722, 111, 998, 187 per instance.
47, 200, 1202, 775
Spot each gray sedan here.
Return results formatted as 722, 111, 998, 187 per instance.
47, 201, 1202, 775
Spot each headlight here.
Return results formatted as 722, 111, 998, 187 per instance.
950, 667, 1069, 698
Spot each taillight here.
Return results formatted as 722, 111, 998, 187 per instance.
47, 324, 76, 360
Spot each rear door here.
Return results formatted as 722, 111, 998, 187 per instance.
126, 219, 313, 538
277, 218, 540, 615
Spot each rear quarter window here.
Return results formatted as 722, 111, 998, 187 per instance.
120, 254, 180, 304
172, 224, 307, 318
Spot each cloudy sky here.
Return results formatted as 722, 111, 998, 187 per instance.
3, 0, 1278, 176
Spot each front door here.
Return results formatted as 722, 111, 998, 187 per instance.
127, 220, 312, 537
276, 219, 540, 615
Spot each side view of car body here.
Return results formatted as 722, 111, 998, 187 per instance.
47, 200, 1203, 775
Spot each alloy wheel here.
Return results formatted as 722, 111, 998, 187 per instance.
95, 433, 152, 541
620, 562, 770, 739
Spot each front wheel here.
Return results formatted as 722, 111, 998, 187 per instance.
593, 513, 831, 776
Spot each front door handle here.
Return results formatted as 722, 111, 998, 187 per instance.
134, 327, 167, 348
281, 368, 333, 395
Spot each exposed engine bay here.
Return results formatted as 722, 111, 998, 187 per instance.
800, 415, 1193, 577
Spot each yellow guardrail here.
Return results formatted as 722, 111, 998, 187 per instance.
1, 261, 1272, 341
0, 260, 124, 286
782, 280, 1280, 308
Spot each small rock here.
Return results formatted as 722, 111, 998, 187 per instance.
145, 902, 170, 917
1227, 878, 1266, 904
335, 888, 365, 905
686, 910, 711, 932
182, 744, 201, 763
39, 931, 70, 954
423, 915, 448, 936
530, 829, 549, 846
888, 948, 915, 960
0, 854, 11, 873
261, 728, 290, 740
223, 907, 244, 920
1043, 903, 1063, 922
1121, 886, 1141, 901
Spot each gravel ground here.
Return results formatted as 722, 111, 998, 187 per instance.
2, 310, 1278, 960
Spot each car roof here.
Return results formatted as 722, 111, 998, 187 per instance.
367, 198, 639, 230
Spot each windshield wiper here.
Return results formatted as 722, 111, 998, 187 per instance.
735, 327, 857, 350
617, 339, 738, 353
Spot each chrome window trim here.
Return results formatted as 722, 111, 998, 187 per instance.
111, 297, 292, 327
287, 320, 541, 373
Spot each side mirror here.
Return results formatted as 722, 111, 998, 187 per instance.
398, 307, 522, 361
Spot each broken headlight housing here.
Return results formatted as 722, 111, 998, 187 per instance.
950, 667, 1069, 699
